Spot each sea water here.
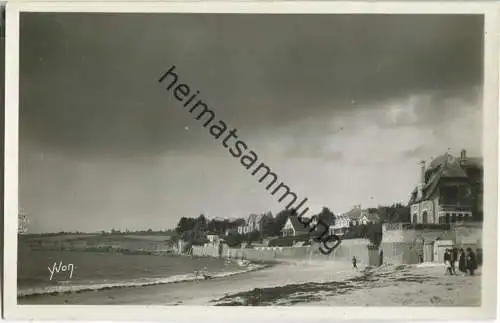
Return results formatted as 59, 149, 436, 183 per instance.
18, 249, 262, 297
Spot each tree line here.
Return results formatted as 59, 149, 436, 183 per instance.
174, 203, 410, 247
368, 203, 410, 223
100, 229, 177, 235
174, 207, 336, 247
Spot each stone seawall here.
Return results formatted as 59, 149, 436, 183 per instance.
380, 223, 482, 264
453, 223, 482, 247
191, 238, 379, 265
382, 223, 456, 243
192, 223, 483, 266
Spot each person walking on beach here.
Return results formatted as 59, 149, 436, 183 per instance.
458, 248, 467, 274
352, 256, 357, 269
466, 248, 477, 276
444, 249, 452, 275
451, 247, 458, 275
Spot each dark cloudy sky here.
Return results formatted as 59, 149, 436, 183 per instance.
19, 13, 483, 233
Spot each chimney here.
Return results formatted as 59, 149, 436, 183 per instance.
460, 149, 467, 161
420, 160, 426, 184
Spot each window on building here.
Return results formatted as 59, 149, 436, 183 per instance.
445, 213, 450, 224
442, 186, 459, 205
422, 211, 428, 224
451, 214, 457, 223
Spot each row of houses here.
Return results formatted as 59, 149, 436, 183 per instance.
232, 204, 380, 239
205, 149, 482, 247
280, 204, 380, 238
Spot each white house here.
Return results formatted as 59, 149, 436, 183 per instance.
224, 228, 238, 236
330, 205, 379, 235
237, 214, 265, 234
280, 216, 310, 237
206, 233, 220, 245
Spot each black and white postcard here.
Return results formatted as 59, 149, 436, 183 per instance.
3, 1, 499, 321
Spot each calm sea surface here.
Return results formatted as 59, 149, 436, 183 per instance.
18, 249, 249, 296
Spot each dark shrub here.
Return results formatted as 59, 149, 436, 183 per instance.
225, 233, 245, 248
342, 223, 382, 247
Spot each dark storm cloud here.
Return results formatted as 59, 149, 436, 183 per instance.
20, 13, 483, 157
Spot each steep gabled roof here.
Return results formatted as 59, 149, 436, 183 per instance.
461, 157, 483, 169
408, 187, 418, 205
424, 154, 468, 199
410, 152, 472, 204
285, 216, 311, 235
247, 213, 264, 224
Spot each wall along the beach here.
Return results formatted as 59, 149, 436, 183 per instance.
191, 238, 377, 266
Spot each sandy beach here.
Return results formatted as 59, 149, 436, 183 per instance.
297, 264, 481, 307
20, 260, 481, 306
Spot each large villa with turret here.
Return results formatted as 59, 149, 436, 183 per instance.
408, 149, 483, 225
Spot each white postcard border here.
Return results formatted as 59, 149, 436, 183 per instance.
4, 1, 499, 321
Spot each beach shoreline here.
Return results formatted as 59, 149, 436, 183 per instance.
19, 258, 356, 305
18, 255, 277, 300
19, 259, 481, 306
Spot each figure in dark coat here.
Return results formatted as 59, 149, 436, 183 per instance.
466, 248, 478, 276
444, 249, 452, 275
458, 248, 467, 273
450, 248, 458, 275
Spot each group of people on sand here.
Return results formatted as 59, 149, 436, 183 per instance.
444, 247, 481, 276
194, 267, 212, 280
